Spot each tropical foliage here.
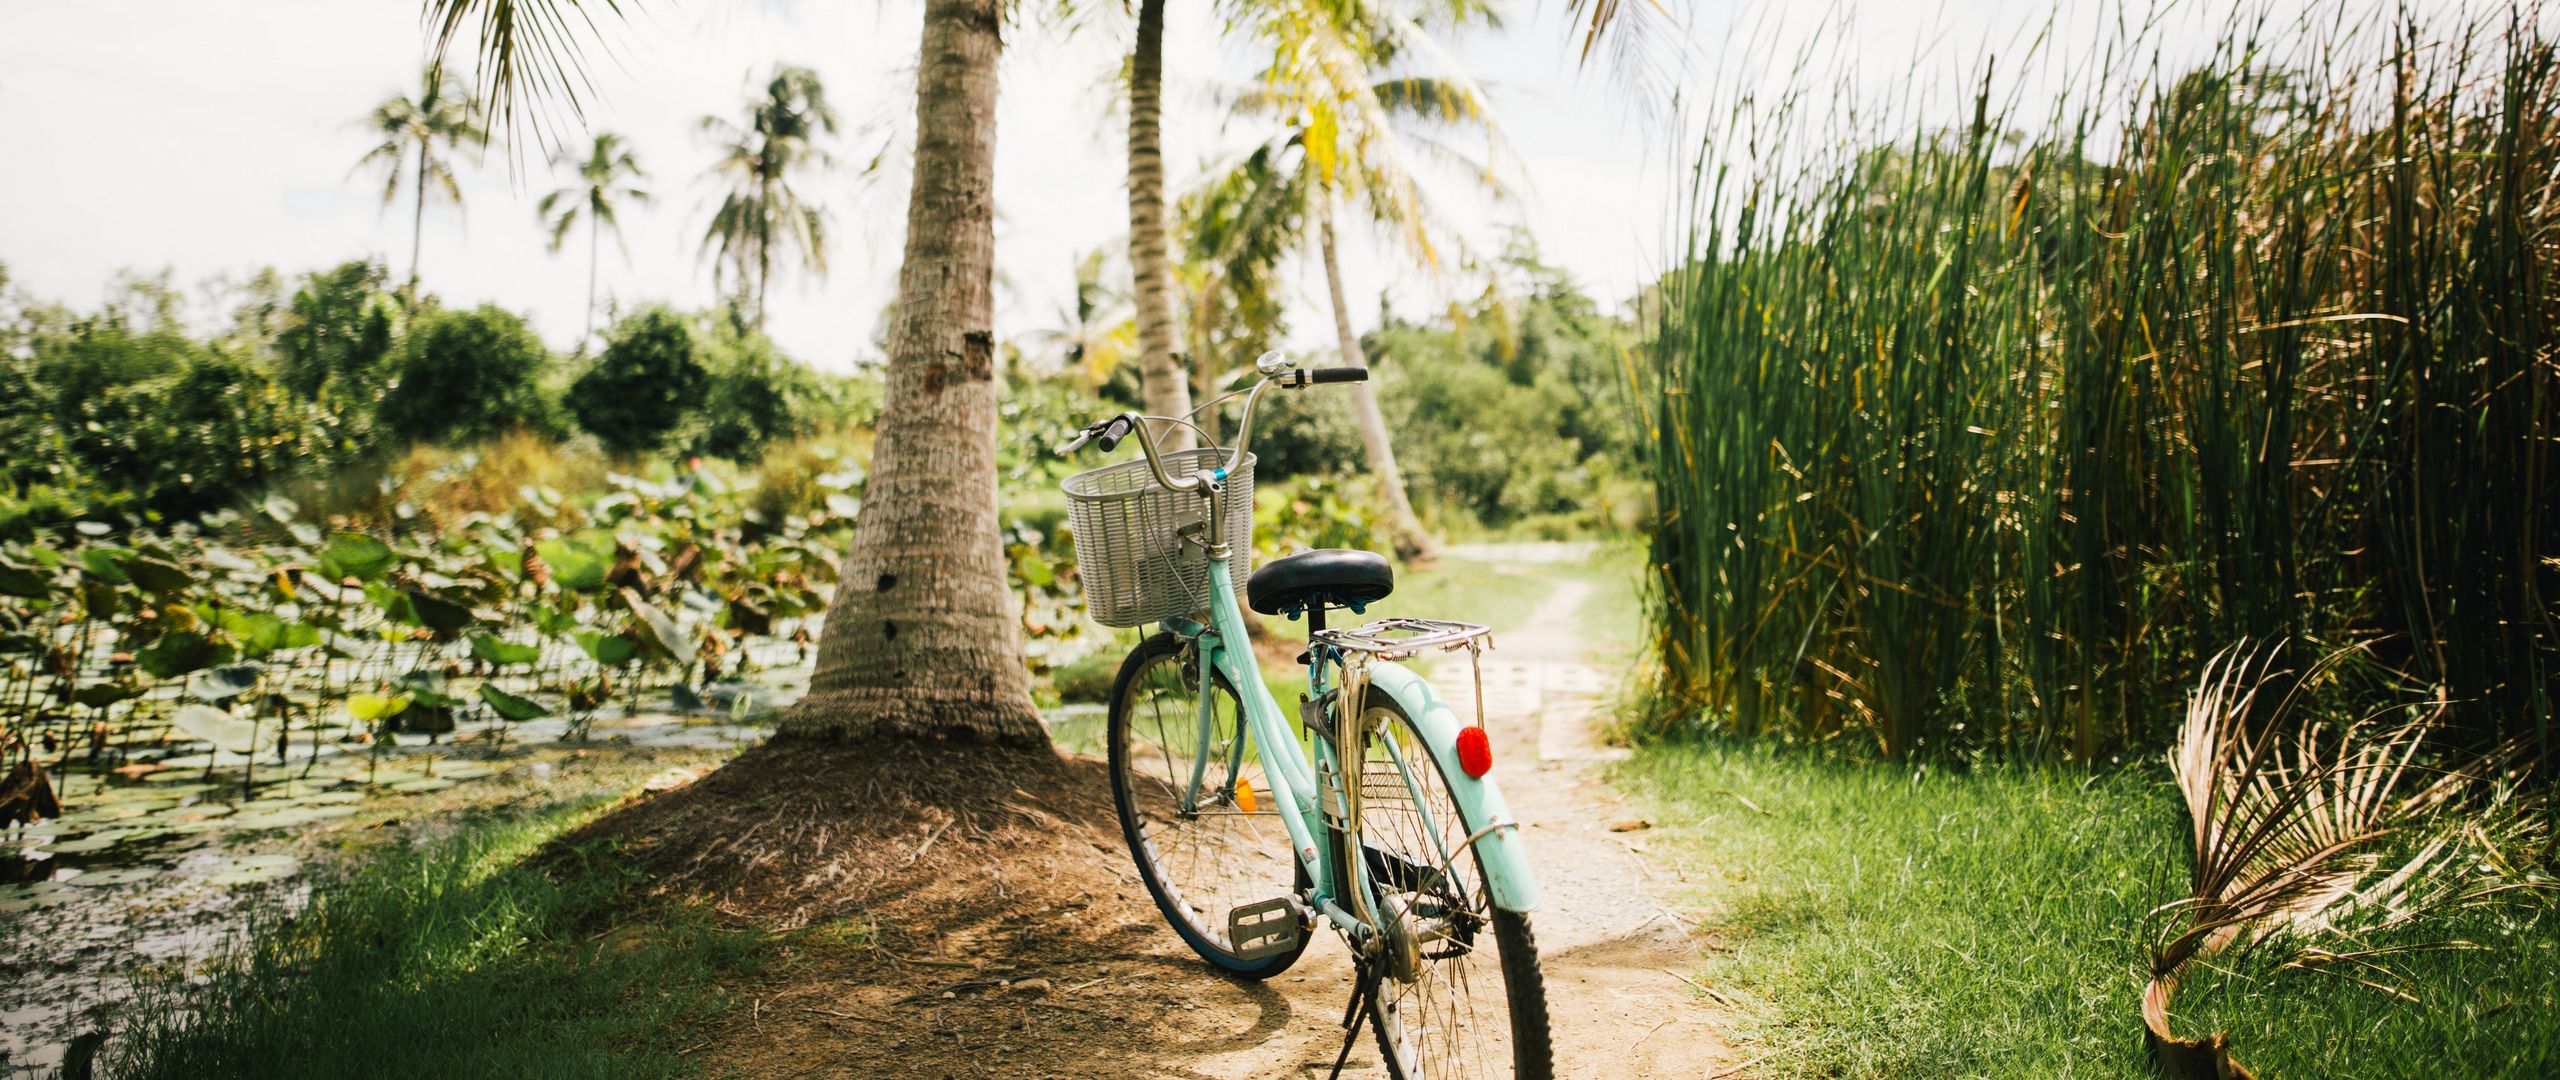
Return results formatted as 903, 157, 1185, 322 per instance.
0, 268, 864, 536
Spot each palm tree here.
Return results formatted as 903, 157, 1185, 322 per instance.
538, 131, 648, 352
355, 69, 486, 295
414, 0, 1609, 749
700, 66, 836, 331
1210, 16, 1515, 558
1124, 0, 1195, 450
429, 0, 1038, 745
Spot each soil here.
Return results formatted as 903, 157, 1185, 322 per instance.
579, 567, 1736, 1078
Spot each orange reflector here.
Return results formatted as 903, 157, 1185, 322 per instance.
1235, 777, 1257, 813
1456, 725, 1493, 778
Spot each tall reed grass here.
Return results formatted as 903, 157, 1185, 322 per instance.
1643, 5, 2558, 760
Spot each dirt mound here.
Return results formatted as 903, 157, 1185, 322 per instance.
556, 737, 1339, 1078
555, 737, 1124, 931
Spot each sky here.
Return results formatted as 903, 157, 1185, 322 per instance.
0, 0, 2536, 370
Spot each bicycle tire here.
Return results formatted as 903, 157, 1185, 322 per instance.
1106, 631, 1310, 978
1356, 695, 1553, 1080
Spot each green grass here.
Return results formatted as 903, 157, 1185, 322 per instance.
112, 801, 763, 1080
1624, 740, 2560, 1079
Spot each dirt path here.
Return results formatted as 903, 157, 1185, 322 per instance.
696, 556, 1734, 1079
1152, 566, 1735, 1079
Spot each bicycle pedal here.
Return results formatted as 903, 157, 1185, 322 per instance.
1227, 897, 1301, 961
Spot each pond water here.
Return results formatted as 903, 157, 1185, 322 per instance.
0, 675, 796, 1078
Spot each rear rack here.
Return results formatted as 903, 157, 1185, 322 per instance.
1312, 618, 1494, 662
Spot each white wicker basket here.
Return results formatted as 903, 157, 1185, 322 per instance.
1062, 448, 1255, 627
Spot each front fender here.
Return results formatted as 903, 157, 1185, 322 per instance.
1363, 662, 1540, 912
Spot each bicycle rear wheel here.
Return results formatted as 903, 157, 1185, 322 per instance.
1355, 696, 1552, 1080
1106, 631, 1309, 977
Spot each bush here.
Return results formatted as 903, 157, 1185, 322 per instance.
16, 324, 351, 520
276, 261, 399, 402
379, 306, 564, 445
691, 322, 857, 461
1048, 649, 1120, 704
570, 309, 711, 457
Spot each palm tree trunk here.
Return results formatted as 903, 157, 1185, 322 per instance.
409, 142, 429, 295
1318, 198, 1434, 559
1126, 0, 1194, 451
584, 212, 600, 352
756, 226, 772, 332
779, 0, 1042, 745
1188, 282, 1223, 445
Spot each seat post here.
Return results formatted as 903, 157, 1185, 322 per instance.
1305, 603, 1328, 637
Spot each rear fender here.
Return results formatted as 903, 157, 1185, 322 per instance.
1362, 662, 1540, 912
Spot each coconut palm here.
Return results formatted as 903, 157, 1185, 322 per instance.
428, 0, 1040, 745
354, 69, 486, 295
414, 0, 1620, 748
700, 66, 837, 331
537, 131, 648, 352
1207, 15, 1516, 557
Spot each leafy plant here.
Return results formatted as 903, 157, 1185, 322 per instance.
570, 308, 709, 457
378, 306, 565, 445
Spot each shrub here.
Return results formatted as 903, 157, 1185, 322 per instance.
691, 322, 853, 461
15, 323, 350, 519
379, 306, 564, 445
276, 261, 399, 401
570, 309, 710, 457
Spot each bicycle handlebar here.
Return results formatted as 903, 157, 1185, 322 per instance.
1059, 355, 1371, 498
1280, 367, 1368, 387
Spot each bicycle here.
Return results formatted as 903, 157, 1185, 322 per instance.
1058, 351, 1551, 1080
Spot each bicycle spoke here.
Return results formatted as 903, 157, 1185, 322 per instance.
1112, 646, 1294, 960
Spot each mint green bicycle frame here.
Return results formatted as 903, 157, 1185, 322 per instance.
1167, 532, 1541, 925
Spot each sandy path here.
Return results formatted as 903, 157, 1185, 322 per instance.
1159, 563, 1735, 1079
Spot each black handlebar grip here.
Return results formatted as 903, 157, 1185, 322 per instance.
1094, 415, 1136, 452
1291, 367, 1369, 386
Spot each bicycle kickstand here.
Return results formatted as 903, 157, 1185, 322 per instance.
1326, 961, 1382, 1080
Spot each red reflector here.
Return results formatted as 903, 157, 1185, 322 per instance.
1455, 725, 1493, 778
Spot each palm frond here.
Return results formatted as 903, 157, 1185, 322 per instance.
2144, 641, 2554, 1078
422, 0, 631, 148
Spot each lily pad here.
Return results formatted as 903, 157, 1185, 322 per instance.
348, 692, 411, 724
317, 533, 397, 582
229, 804, 357, 829
139, 631, 234, 679
532, 537, 611, 592
116, 556, 195, 596
479, 684, 552, 721
573, 629, 639, 667
46, 829, 144, 854
171, 704, 263, 754
67, 865, 167, 887
75, 680, 147, 708
0, 560, 50, 599
469, 634, 543, 667
204, 853, 300, 886
0, 881, 73, 914
622, 589, 697, 661
194, 664, 264, 702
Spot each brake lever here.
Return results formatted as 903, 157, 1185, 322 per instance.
1057, 429, 1096, 457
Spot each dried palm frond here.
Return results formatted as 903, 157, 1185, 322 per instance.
2144, 641, 2554, 1079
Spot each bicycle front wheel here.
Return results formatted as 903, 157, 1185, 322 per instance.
1356, 695, 1552, 1080
1106, 631, 1308, 977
